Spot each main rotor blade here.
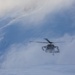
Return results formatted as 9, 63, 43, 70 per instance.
53, 41, 65, 43
44, 38, 53, 43
54, 42, 63, 43
44, 38, 65, 43
29, 41, 48, 43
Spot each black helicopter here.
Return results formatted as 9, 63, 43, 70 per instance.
30, 38, 60, 55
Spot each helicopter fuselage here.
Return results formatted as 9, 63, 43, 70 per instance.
42, 43, 59, 53
47, 44, 55, 50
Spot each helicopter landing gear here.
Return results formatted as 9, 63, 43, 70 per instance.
42, 46, 47, 51
54, 46, 59, 53
42, 45, 59, 54
42, 46, 50, 52
42, 46, 54, 53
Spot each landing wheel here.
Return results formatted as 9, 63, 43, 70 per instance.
42, 46, 47, 51
54, 46, 59, 53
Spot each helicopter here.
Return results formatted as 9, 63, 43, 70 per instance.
30, 38, 60, 55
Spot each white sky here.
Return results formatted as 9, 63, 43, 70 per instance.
0, 1, 75, 75
0, 0, 74, 30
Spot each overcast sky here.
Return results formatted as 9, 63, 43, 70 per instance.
0, 0, 75, 75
